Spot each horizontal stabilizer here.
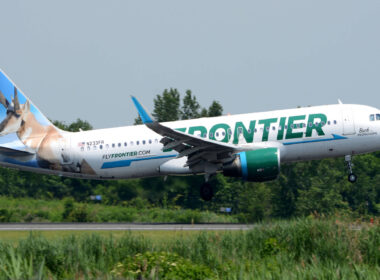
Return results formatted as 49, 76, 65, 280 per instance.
0, 146, 35, 158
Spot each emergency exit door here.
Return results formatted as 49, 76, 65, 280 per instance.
341, 106, 356, 135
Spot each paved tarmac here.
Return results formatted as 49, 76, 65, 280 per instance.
0, 223, 254, 231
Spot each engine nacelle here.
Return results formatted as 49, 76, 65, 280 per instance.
223, 148, 280, 182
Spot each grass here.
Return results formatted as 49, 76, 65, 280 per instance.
0, 196, 238, 223
0, 217, 378, 279
0, 230, 197, 243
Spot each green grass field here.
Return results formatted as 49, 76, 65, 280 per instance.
0, 196, 238, 223
0, 218, 378, 279
0, 230, 197, 243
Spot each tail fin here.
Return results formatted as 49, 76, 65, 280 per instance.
0, 69, 53, 129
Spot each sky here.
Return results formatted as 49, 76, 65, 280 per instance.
0, 0, 379, 129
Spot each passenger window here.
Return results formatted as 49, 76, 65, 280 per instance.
130, 141, 134, 146
100, 145, 103, 150
272, 126, 275, 130
215, 132, 219, 137
112, 143, 115, 148
334, 120, 337, 125
149, 139, 152, 144
124, 142, 127, 147
222, 131, 226, 136
308, 122, 312, 127
328, 121, 331, 125
321, 121, 325, 126
376, 114, 380, 121
266, 127, 269, 132
118, 143, 121, 147
136, 141, 140, 145
80, 147, 84, 152
370, 114, 375, 121
142, 140, 146, 145
238, 127, 243, 134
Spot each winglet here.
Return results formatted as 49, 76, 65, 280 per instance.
131, 96, 155, 124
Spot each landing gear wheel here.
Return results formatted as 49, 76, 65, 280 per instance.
348, 173, 357, 183
200, 182, 214, 201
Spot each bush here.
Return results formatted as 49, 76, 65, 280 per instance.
69, 205, 90, 222
0, 208, 12, 222
111, 251, 215, 279
62, 198, 74, 220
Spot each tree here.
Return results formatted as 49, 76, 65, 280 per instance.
133, 89, 224, 122
153, 88, 181, 122
207, 101, 223, 117
134, 115, 143, 125
53, 119, 93, 132
181, 90, 200, 120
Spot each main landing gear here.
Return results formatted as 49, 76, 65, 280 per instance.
200, 174, 214, 201
200, 182, 214, 201
345, 155, 357, 183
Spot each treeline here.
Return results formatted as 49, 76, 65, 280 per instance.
0, 89, 379, 222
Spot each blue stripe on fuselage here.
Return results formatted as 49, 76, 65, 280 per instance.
283, 134, 347, 146
101, 154, 176, 169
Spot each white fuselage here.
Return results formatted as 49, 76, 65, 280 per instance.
2, 103, 380, 179
62, 103, 380, 179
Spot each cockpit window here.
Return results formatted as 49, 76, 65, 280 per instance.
376, 114, 380, 121
370, 114, 375, 121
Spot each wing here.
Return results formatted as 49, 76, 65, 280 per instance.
131, 96, 263, 173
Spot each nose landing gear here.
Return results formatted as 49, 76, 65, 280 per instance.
345, 155, 357, 183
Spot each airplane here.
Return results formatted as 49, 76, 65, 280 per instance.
0, 68, 379, 201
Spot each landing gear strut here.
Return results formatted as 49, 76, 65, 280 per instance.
345, 155, 357, 183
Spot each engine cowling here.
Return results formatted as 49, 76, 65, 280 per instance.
223, 148, 280, 182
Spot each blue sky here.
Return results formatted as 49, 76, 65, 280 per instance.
0, 1, 379, 128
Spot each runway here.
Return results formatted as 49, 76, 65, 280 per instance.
0, 223, 254, 231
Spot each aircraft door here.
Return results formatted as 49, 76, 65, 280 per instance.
341, 106, 356, 135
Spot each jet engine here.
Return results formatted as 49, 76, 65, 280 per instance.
223, 148, 280, 182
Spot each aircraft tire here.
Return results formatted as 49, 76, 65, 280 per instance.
200, 182, 214, 201
348, 173, 357, 183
